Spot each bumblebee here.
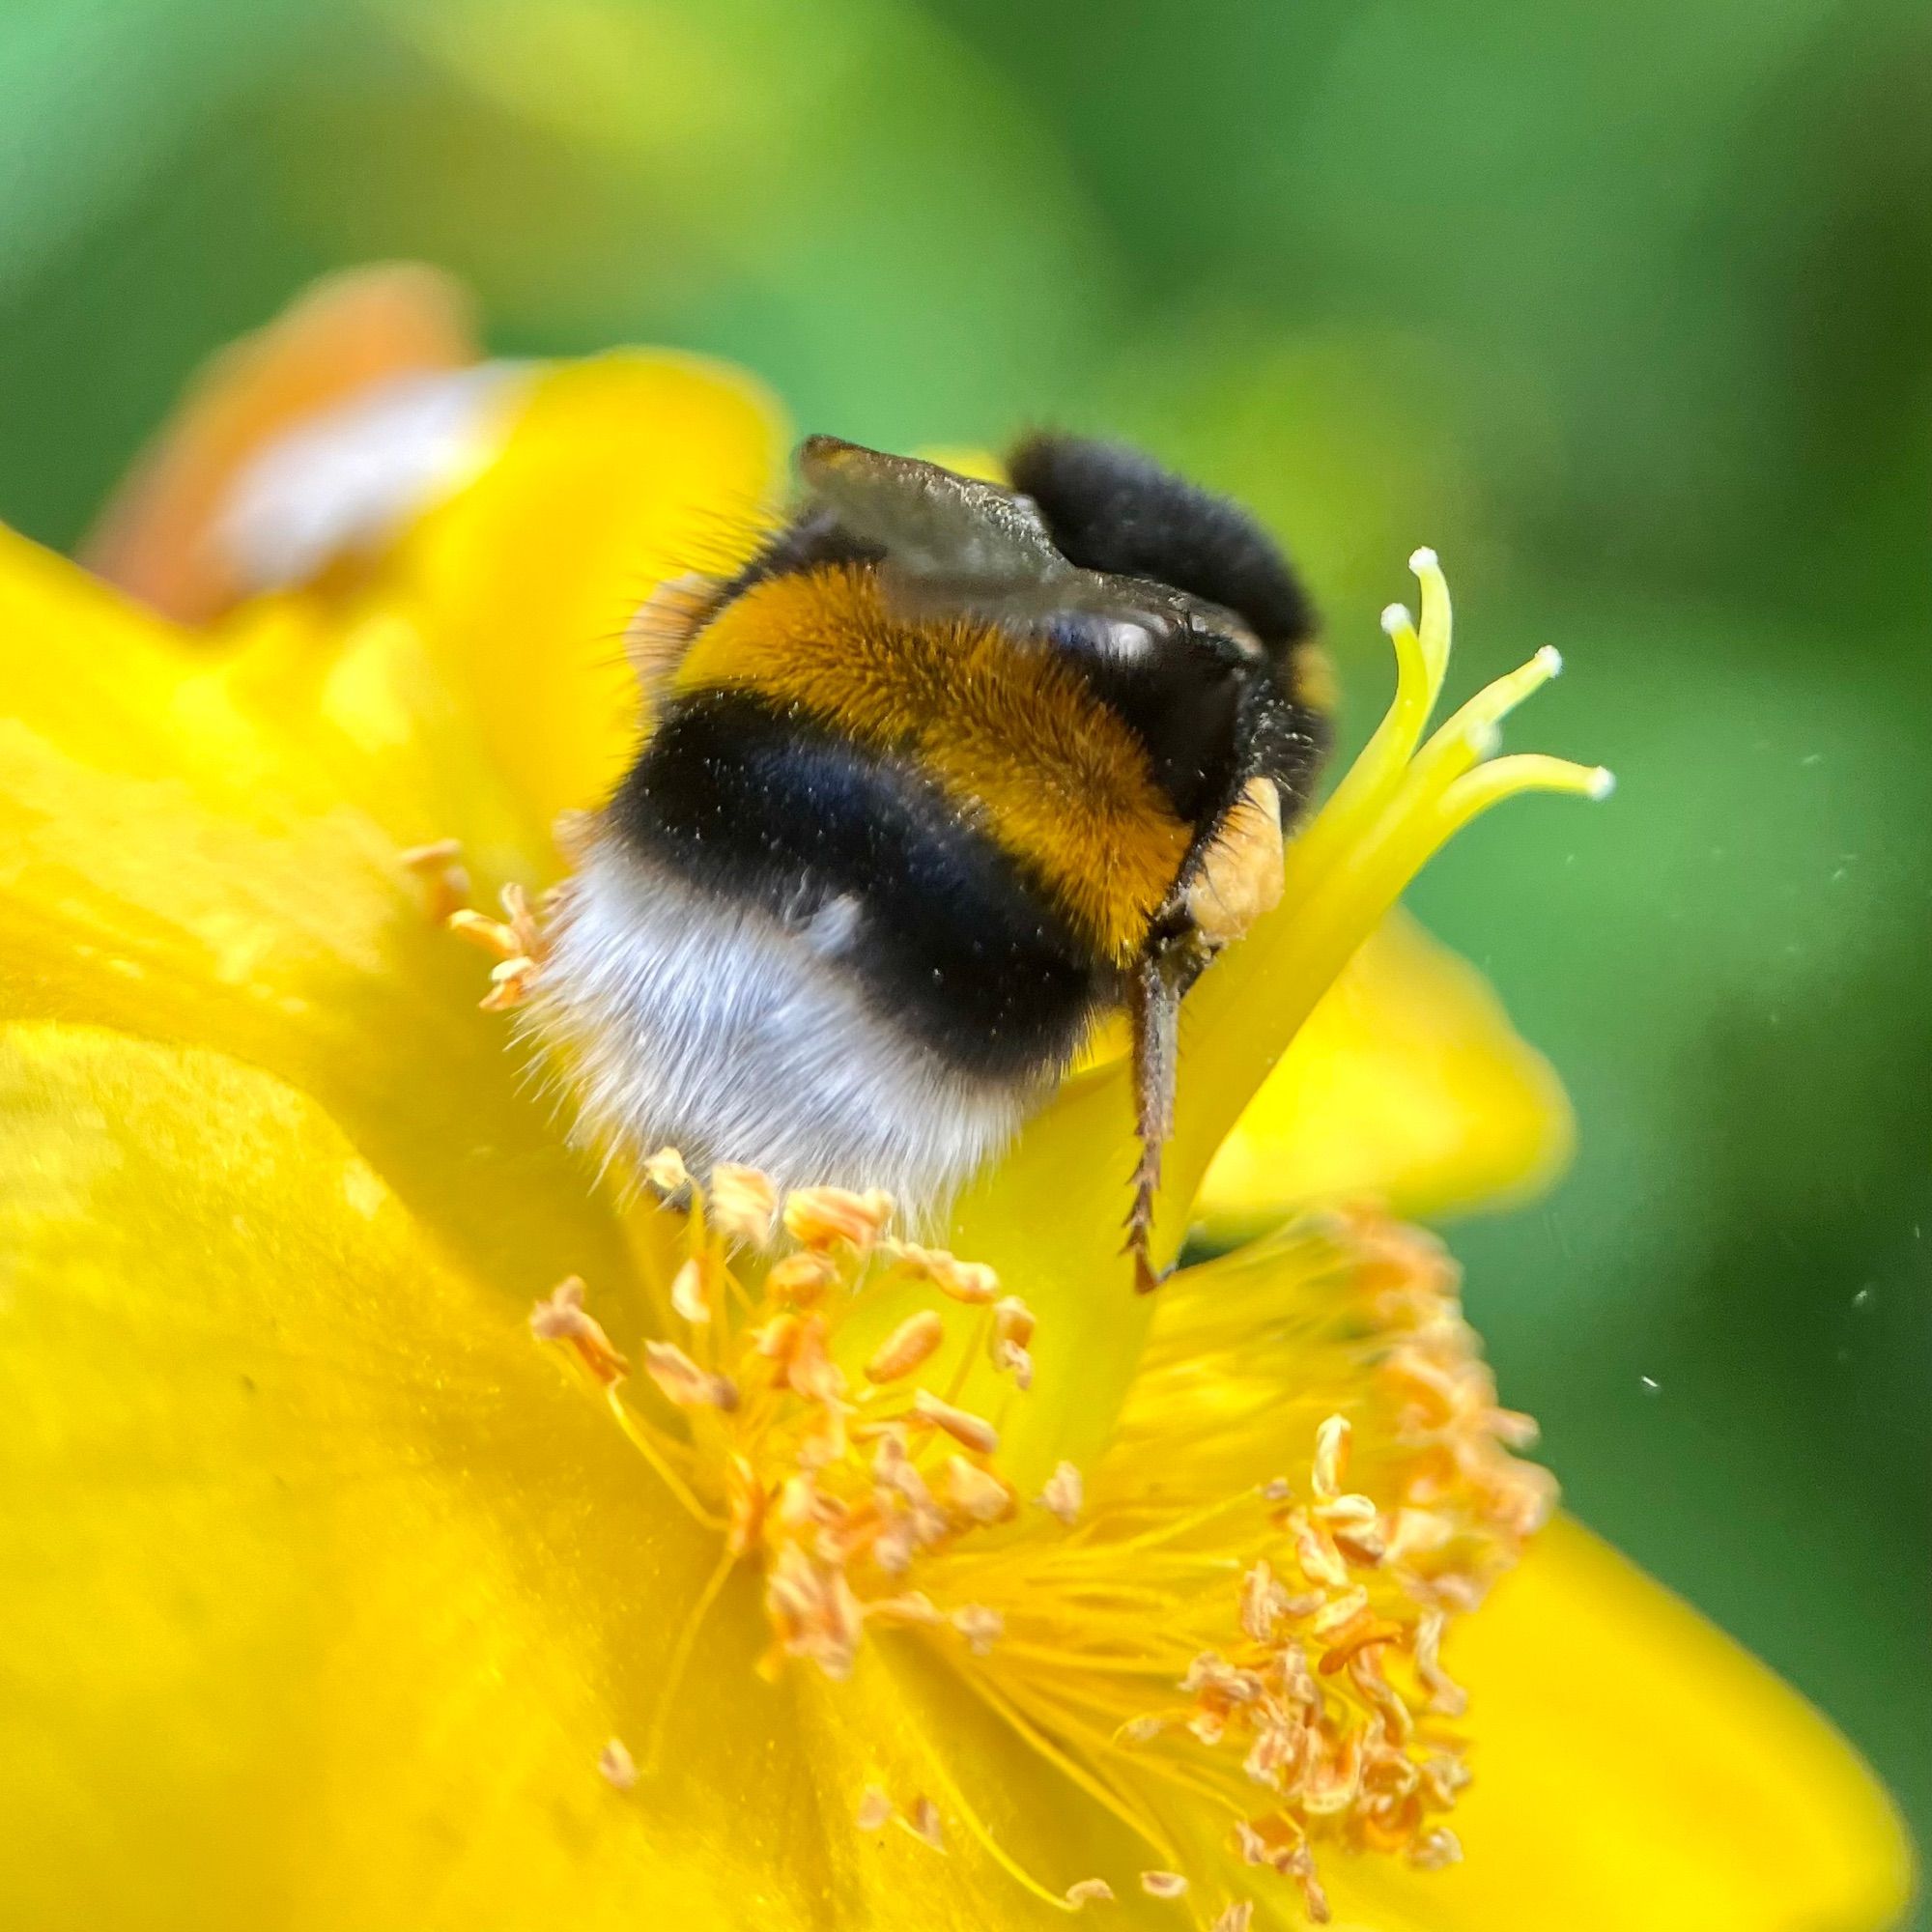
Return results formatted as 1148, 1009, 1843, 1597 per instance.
540, 433, 1329, 1286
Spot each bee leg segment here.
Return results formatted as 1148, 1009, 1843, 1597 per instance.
1124, 929, 1208, 1293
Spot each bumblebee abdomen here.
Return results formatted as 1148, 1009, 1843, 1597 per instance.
607, 686, 1105, 1081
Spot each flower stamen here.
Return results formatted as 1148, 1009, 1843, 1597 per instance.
398, 837, 471, 923
528, 1275, 628, 1385
445, 882, 545, 1011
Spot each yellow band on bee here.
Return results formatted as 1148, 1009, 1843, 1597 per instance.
674, 567, 1190, 962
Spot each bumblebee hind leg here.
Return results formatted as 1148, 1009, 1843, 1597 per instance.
1124, 933, 1211, 1293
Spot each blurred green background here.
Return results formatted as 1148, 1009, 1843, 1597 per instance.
1, 0, 1925, 1906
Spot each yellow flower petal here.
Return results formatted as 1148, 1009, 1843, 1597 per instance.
0, 1022, 1188, 1929
1194, 909, 1573, 1238
387, 350, 787, 840
0, 526, 629, 1308
1317, 1518, 1915, 1932
14, 362, 1903, 1930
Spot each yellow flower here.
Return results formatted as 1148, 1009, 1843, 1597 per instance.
0, 305, 1913, 1931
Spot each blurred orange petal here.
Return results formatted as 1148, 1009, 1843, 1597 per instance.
84, 263, 479, 623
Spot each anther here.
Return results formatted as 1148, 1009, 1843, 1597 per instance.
944, 1456, 1012, 1524
1413, 1608, 1467, 1717
398, 838, 470, 923
642, 1340, 738, 1410
867, 1592, 944, 1628
710, 1164, 778, 1247
905, 1797, 945, 1852
1409, 1828, 1463, 1870
950, 1605, 1004, 1655
865, 1311, 946, 1383
641, 1146, 693, 1204
1307, 1585, 1371, 1639
1311, 1414, 1350, 1499
1238, 1561, 1290, 1643
784, 1184, 895, 1252
449, 883, 544, 1011
887, 1241, 999, 1302
767, 1251, 838, 1305
596, 1737, 639, 1792
781, 1316, 847, 1404
446, 909, 521, 959
479, 955, 538, 1012
669, 1257, 711, 1324
529, 1276, 630, 1385
991, 1296, 1035, 1350
1037, 1461, 1083, 1524
913, 1389, 999, 1455
989, 1295, 1036, 1388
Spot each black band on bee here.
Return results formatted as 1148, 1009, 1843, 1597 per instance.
607, 690, 1105, 1082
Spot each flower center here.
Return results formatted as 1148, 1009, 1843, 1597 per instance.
533, 1171, 1551, 1923
532, 1157, 1040, 1689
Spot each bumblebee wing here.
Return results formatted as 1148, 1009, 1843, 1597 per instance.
83, 264, 478, 624
799, 435, 1062, 581
798, 434, 1112, 624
